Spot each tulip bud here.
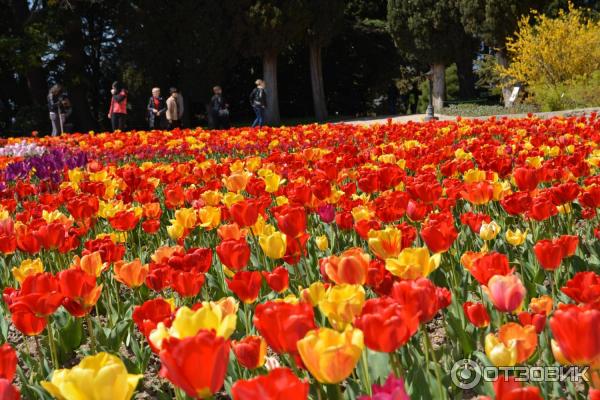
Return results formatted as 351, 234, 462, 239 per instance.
480, 221, 501, 241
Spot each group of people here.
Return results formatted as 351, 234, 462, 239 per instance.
47, 79, 269, 135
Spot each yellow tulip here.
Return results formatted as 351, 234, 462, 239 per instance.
222, 192, 244, 208
275, 196, 289, 206
198, 206, 221, 229
479, 221, 501, 241
41, 352, 142, 400
150, 301, 238, 350
297, 327, 364, 384
505, 229, 528, 246
173, 208, 197, 230
385, 247, 441, 279
201, 190, 222, 206
463, 169, 486, 183
262, 171, 284, 193
368, 227, 402, 260
484, 333, 518, 367
259, 231, 287, 259
167, 222, 185, 240
318, 284, 365, 331
301, 282, 327, 307
351, 206, 373, 222
315, 235, 329, 251
12, 258, 44, 284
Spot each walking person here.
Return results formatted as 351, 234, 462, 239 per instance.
166, 87, 181, 130
108, 81, 128, 132
48, 84, 71, 136
147, 87, 166, 129
249, 79, 267, 128
209, 86, 230, 129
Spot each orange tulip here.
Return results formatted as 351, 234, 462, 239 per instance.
320, 248, 370, 285
114, 259, 149, 288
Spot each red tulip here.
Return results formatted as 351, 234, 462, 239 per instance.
227, 271, 262, 304
460, 212, 492, 234
145, 263, 172, 292
262, 266, 289, 293
6, 272, 63, 318
556, 235, 578, 257
230, 200, 259, 227
216, 239, 251, 271
274, 205, 307, 238
390, 278, 442, 324
550, 304, 600, 365
462, 301, 490, 328
0, 379, 20, 400
108, 210, 140, 231
232, 335, 266, 369
159, 330, 230, 399
34, 222, 65, 250
494, 376, 542, 400
527, 196, 558, 221
133, 298, 175, 351
550, 182, 580, 205
283, 232, 309, 265
142, 219, 161, 234
533, 239, 564, 270
335, 211, 354, 230
500, 192, 532, 216
253, 301, 316, 355
231, 367, 309, 400
354, 297, 419, 352
58, 269, 102, 317
84, 237, 126, 263
513, 167, 540, 192
517, 311, 546, 334
468, 252, 512, 285
562, 271, 600, 304
420, 212, 458, 253
171, 270, 205, 298
0, 344, 17, 381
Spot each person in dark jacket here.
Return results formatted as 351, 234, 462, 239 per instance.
147, 87, 167, 129
48, 84, 72, 136
108, 81, 128, 132
209, 86, 230, 130
249, 79, 267, 128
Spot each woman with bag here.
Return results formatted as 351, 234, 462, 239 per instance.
249, 79, 267, 128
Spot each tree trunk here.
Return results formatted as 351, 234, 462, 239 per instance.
495, 49, 512, 108
432, 63, 445, 111
63, 14, 97, 131
263, 50, 280, 126
309, 42, 328, 122
456, 55, 476, 99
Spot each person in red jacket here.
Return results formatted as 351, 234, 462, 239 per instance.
108, 81, 128, 132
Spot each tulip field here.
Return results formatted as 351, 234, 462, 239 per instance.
1, 116, 600, 400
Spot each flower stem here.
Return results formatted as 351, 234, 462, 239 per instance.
422, 327, 446, 400
86, 313, 97, 353
325, 383, 343, 400
359, 350, 372, 396
46, 319, 59, 369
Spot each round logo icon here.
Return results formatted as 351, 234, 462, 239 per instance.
451, 359, 482, 390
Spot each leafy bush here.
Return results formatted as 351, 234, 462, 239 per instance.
440, 103, 539, 117
531, 71, 600, 111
